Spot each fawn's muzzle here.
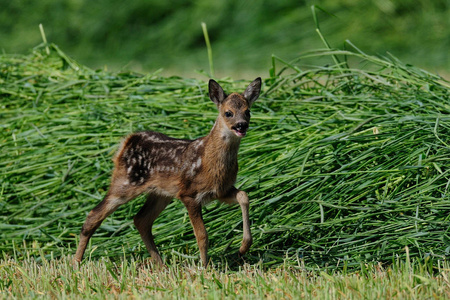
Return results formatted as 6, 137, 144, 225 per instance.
232, 122, 249, 137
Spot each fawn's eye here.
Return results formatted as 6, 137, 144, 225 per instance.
225, 111, 233, 118
245, 109, 251, 117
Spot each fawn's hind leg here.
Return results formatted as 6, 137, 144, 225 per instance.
133, 194, 172, 266
74, 190, 131, 262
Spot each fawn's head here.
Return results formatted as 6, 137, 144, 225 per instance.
209, 77, 261, 138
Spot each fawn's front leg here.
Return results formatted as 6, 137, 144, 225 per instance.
182, 199, 209, 266
220, 187, 253, 256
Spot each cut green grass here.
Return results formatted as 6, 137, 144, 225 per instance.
1, 42, 449, 272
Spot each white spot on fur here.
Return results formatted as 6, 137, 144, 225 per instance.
188, 157, 202, 176
194, 139, 204, 150
189, 163, 196, 175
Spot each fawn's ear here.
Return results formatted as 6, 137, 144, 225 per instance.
243, 77, 261, 107
209, 79, 226, 106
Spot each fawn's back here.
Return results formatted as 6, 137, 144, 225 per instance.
112, 128, 238, 204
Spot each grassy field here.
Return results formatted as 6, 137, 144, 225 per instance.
1, 252, 449, 298
1, 36, 450, 297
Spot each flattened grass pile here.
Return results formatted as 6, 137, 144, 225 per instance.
1, 44, 449, 269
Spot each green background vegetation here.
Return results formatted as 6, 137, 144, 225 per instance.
1, 0, 448, 77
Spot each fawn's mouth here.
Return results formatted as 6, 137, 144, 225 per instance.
232, 127, 247, 137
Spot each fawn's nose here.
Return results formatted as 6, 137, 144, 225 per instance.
235, 122, 248, 132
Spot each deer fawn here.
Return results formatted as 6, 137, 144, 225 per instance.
74, 78, 261, 266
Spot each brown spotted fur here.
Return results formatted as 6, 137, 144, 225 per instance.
74, 78, 261, 266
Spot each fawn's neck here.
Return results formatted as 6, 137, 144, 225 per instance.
194, 116, 241, 196
206, 116, 242, 157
